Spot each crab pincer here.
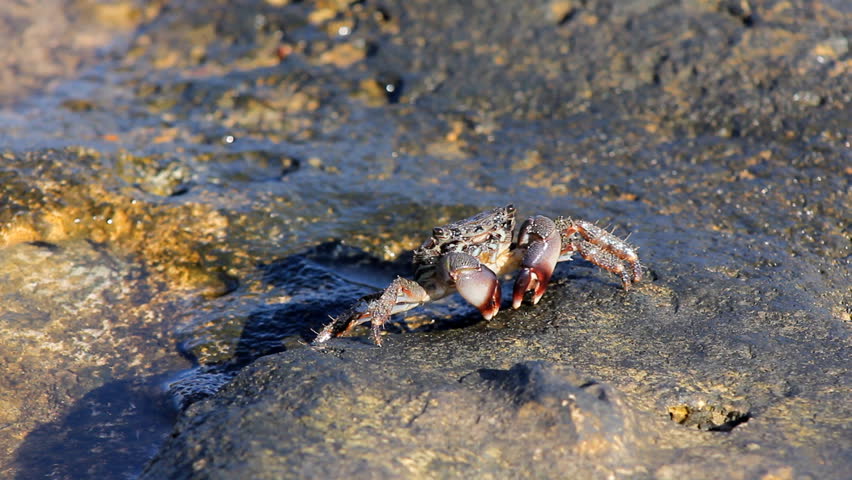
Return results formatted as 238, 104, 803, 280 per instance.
512, 215, 562, 309
441, 252, 502, 320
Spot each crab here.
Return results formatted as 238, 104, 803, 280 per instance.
313, 204, 643, 345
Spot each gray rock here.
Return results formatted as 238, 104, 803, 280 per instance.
143, 203, 849, 478
145, 353, 649, 479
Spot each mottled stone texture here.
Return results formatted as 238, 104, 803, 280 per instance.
146, 352, 652, 479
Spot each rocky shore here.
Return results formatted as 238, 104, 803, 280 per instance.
1, 0, 848, 478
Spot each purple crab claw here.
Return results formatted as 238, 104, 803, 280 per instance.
513, 215, 562, 309
442, 252, 502, 320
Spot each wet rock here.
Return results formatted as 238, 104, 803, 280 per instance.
812, 36, 849, 60
0, 239, 184, 479
313, 42, 367, 68
0, 0, 153, 103
74, 0, 152, 29
0, 149, 233, 291
667, 404, 750, 432
547, 0, 577, 25
2, 0, 849, 477
60, 98, 97, 112
172, 241, 402, 373
167, 370, 234, 411
13, 376, 176, 480
196, 150, 301, 181
143, 355, 649, 479
141, 169, 848, 479
0, 148, 244, 476
792, 90, 823, 107
116, 151, 191, 196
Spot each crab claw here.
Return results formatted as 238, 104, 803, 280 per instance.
442, 252, 502, 320
513, 215, 562, 309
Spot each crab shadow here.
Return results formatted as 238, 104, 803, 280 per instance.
230, 241, 513, 359
238, 241, 623, 355
12, 375, 176, 480
250, 241, 483, 347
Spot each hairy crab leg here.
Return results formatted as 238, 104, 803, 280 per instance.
574, 240, 635, 288
441, 252, 502, 320
512, 215, 563, 308
313, 277, 430, 346
556, 218, 643, 289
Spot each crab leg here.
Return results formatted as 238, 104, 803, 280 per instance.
441, 252, 502, 320
556, 218, 643, 289
512, 216, 563, 308
313, 277, 430, 346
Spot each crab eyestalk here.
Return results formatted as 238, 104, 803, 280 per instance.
513, 215, 562, 309
442, 252, 502, 320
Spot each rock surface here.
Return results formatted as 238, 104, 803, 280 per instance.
149, 354, 653, 479
143, 217, 849, 478
0, 0, 848, 478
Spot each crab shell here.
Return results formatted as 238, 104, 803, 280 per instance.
412, 205, 521, 301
